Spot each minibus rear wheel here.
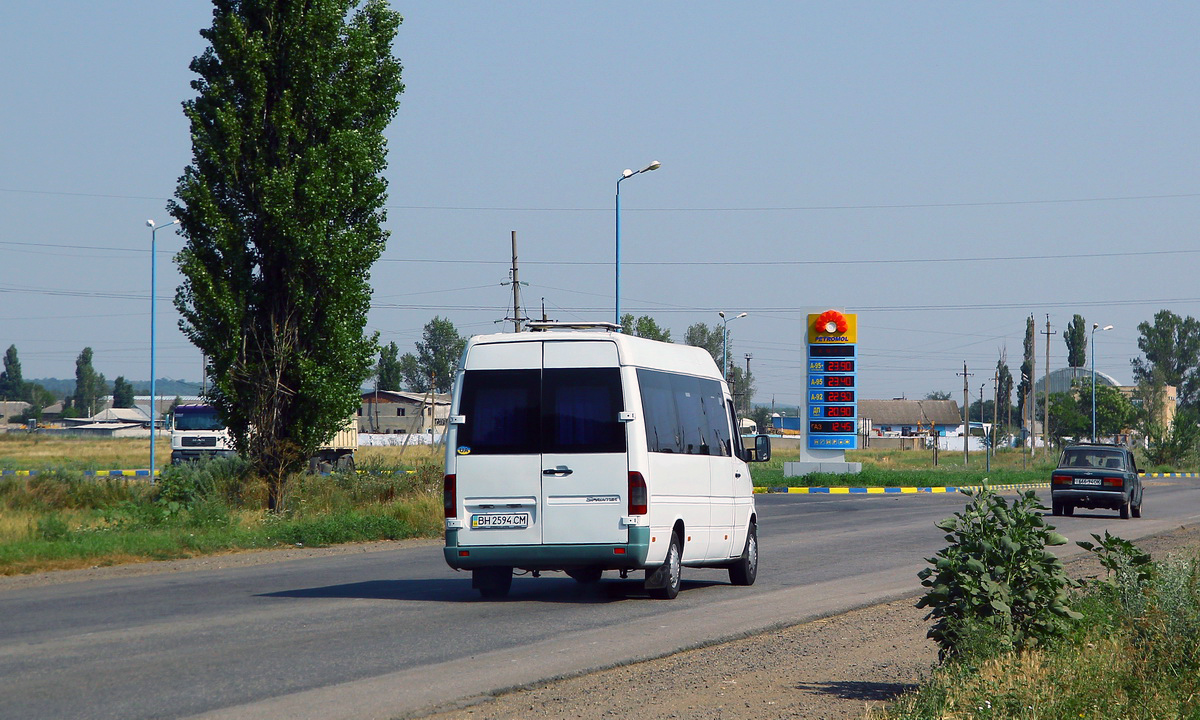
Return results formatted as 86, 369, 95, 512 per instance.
649, 533, 682, 600
728, 522, 758, 586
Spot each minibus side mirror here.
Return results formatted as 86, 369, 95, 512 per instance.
744, 434, 771, 463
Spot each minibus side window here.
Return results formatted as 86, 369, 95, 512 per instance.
638, 369, 682, 453
457, 369, 540, 454
673, 375, 709, 455
543, 368, 626, 454
702, 380, 730, 457
727, 400, 745, 458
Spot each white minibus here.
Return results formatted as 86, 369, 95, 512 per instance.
443, 321, 771, 599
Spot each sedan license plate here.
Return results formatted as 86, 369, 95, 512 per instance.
1074, 478, 1103, 486
471, 512, 530, 529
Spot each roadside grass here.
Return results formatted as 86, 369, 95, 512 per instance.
751, 447, 1056, 488
0, 454, 445, 576
878, 546, 1200, 720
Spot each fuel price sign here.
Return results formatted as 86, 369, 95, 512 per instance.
806, 310, 858, 450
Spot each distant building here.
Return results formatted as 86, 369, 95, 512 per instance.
859, 399, 964, 437
358, 390, 451, 434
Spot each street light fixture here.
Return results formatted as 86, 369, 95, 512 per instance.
614, 160, 661, 326
147, 218, 180, 479
1091, 323, 1114, 442
718, 311, 747, 380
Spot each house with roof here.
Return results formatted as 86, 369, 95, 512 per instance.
859, 399, 964, 437
358, 390, 451, 434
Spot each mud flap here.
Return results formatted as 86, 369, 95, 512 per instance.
643, 563, 670, 590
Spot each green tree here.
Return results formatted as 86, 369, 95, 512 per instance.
376, 341, 402, 391
685, 322, 725, 370
1077, 383, 1136, 439
401, 316, 466, 394
728, 365, 755, 417
997, 357, 1014, 430
924, 390, 952, 401
72, 347, 107, 417
111, 376, 136, 409
1047, 391, 1087, 447
1131, 309, 1200, 408
1133, 368, 1198, 466
1018, 315, 1035, 421
1064, 314, 1088, 370
168, 0, 404, 503
0, 345, 23, 401
620, 314, 672, 342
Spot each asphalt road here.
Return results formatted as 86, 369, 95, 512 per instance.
2, 479, 1197, 720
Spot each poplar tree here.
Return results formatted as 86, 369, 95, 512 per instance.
169, 0, 404, 505
72, 347, 107, 417
1064, 314, 1088, 371
1018, 315, 1035, 419
0, 345, 22, 401
400, 317, 465, 394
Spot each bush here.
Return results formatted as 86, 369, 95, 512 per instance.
916, 486, 1080, 657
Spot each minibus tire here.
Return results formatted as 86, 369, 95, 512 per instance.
649, 533, 682, 600
473, 566, 513, 599
728, 522, 758, 586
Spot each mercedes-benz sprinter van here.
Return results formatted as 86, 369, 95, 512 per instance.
443, 322, 771, 599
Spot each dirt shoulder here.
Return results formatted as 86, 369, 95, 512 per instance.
415, 525, 1200, 720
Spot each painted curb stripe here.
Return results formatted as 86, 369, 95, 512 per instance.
758, 483, 1053, 494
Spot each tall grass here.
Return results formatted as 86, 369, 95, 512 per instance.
879, 545, 1200, 719
0, 456, 445, 576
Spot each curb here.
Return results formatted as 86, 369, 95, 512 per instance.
755, 483, 1051, 494
1, 469, 159, 477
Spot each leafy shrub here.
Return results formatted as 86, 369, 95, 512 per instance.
36, 513, 71, 541
156, 456, 251, 507
917, 486, 1080, 657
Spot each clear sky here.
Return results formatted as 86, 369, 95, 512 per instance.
2, 2, 1198, 407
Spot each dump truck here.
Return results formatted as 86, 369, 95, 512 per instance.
170, 404, 357, 472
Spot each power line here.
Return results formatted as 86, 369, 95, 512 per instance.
2, 185, 1197, 211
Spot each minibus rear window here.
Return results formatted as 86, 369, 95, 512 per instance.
456, 368, 626, 455
543, 368, 625, 454
456, 370, 540, 455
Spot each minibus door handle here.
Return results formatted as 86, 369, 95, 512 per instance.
543, 466, 573, 476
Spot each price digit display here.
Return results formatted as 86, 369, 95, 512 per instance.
825, 390, 854, 403
809, 421, 856, 434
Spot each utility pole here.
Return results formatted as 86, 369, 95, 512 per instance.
992, 368, 999, 469
981, 383, 989, 471
744, 353, 752, 419
505, 230, 527, 332
1041, 315, 1056, 454
1029, 314, 1036, 458
958, 362, 973, 466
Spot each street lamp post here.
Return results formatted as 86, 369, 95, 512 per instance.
147, 218, 179, 478
718, 311, 747, 380
1091, 323, 1114, 442
614, 160, 660, 326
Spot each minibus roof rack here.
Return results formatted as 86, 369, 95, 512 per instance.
526, 320, 621, 332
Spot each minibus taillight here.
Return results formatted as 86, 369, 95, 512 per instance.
628, 472, 647, 515
444, 474, 457, 518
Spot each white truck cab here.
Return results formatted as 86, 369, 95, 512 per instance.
443, 322, 770, 599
